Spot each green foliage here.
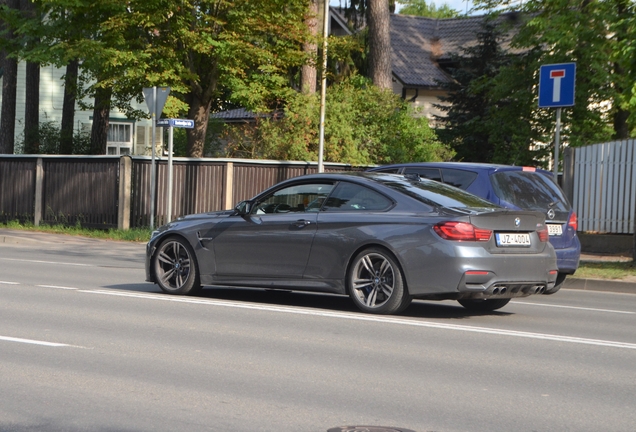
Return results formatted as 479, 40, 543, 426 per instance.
397, 0, 462, 18
472, 0, 636, 142
435, 18, 545, 165
15, 120, 91, 155
1, 220, 152, 242
219, 76, 453, 165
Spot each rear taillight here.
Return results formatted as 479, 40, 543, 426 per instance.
434, 222, 492, 241
568, 212, 578, 231
537, 224, 549, 242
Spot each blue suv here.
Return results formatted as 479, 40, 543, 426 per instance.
368, 162, 580, 293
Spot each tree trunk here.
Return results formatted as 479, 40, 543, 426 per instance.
368, 0, 393, 89
301, 0, 318, 94
185, 92, 212, 158
22, 0, 39, 154
90, 86, 112, 155
0, 0, 20, 154
24, 61, 40, 154
612, 0, 629, 140
60, 59, 79, 154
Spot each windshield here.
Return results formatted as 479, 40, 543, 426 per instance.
490, 171, 570, 211
375, 175, 499, 209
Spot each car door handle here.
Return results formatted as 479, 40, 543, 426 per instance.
292, 219, 312, 228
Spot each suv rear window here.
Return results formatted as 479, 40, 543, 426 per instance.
490, 171, 570, 212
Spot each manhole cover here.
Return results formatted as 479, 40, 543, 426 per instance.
328, 427, 416, 432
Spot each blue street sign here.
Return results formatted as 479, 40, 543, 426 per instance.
155, 118, 195, 129
538, 63, 576, 108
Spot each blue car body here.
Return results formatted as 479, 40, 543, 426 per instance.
368, 162, 580, 291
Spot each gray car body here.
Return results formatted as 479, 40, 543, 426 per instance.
146, 172, 558, 301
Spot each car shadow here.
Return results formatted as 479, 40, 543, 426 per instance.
102, 283, 512, 319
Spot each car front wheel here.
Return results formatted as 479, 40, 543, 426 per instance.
347, 248, 411, 315
154, 237, 201, 295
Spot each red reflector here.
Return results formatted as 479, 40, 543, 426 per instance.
522, 166, 536, 172
569, 212, 578, 231
434, 221, 492, 241
549, 270, 558, 275
466, 271, 489, 275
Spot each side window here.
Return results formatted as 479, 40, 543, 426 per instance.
323, 182, 392, 212
404, 167, 442, 182
252, 183, 334, 214
440, 169, 478, 190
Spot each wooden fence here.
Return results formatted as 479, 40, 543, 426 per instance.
0, 155, 361, 229
5, 144, 636, 234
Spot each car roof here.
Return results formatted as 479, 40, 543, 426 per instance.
369, 162, 553, 176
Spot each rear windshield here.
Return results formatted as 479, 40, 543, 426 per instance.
490, 171, 570, 211
375, 175, 499, 209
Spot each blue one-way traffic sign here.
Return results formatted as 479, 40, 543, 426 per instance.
538, 63, 576, 108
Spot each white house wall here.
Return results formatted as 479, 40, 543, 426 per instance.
0, 61, 158, 155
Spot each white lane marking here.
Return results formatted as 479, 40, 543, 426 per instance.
512, 300, 636, 315
0, 281, 19, 285
0, 335, 72, 347
37, 285, 78, 291
82, 289, 636, 351
0, 257, 93, 267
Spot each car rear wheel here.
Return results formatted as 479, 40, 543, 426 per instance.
154, 237, 201, 295
348, 248, 411, 315
458, 298, 511, 312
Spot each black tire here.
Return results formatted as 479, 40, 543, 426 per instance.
458, 298, 511, 312
153, 237, 201, 295
544, 272, 567, 295
347, 247, 411, 315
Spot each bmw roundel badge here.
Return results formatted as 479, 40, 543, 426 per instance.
514, 217, 521, 227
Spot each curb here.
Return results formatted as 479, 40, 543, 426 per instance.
563, 277, 636, 294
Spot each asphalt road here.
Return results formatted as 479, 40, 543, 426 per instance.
1, 231, 635, 432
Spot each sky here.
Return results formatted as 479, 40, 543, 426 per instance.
329, 1, 479, 17
395, 0, 477, 15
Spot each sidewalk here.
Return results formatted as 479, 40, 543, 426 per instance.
1, 228, 635, 294
565, 253, 636, 294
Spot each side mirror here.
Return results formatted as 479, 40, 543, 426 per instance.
234, 200, 252, 216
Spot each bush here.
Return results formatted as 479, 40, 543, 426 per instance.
218, 76, 454, 165
16, 120, 91, 155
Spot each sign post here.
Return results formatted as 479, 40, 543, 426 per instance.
143, 87, 170, 228
538, 63, 576, 179
156, 119, 195, 223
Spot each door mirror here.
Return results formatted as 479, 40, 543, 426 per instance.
234, 200, 252, 216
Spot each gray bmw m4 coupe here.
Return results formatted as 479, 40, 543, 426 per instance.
146, 172, 557, 315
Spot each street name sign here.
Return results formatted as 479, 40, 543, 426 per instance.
156, 118, 195, 129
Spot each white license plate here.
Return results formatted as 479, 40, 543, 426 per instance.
547, 224, 563, 236
496, 232, 531, 247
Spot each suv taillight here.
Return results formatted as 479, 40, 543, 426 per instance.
537, 224, 549, 242
434, 222, 492, 241
568, 212, 578, 231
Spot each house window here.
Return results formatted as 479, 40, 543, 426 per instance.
107, 122, 133, 155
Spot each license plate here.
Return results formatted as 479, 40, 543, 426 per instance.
547, 224, 563, 236
496, 232, 531, 247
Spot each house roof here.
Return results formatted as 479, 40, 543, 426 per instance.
390, 12, 521, 88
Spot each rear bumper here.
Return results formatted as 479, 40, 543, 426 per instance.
555, 236, 581, 274
403, 244, 558, 300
